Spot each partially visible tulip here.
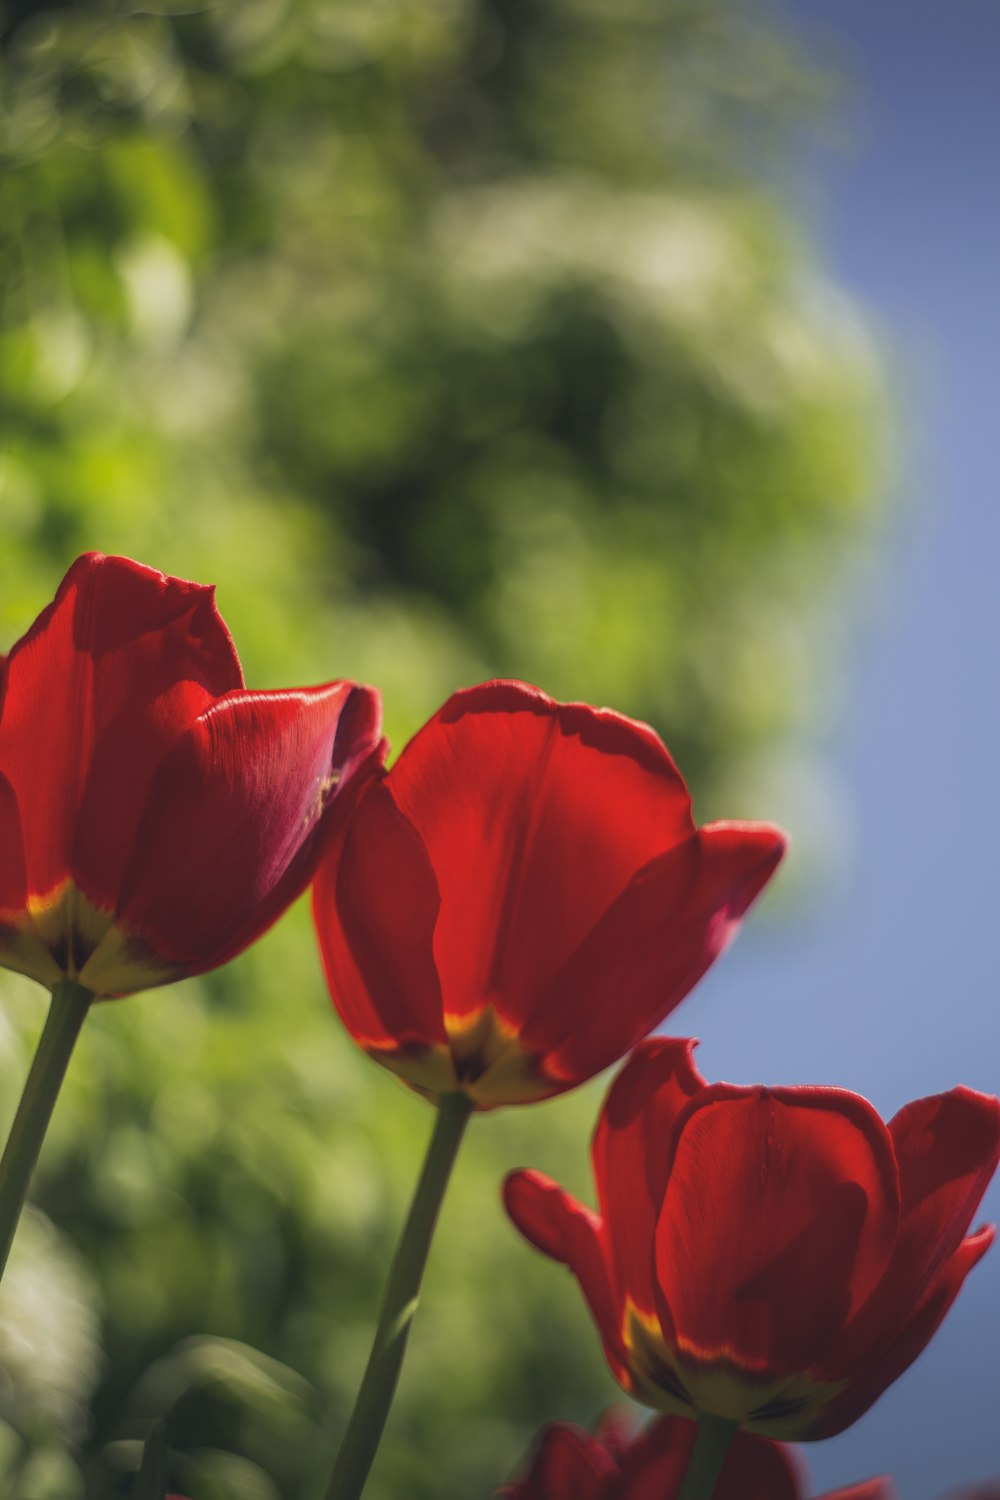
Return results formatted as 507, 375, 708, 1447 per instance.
0, 552, 383, 997
505, 1038, 1000, 1439
498, 1411, 630, 1499
313, 680, 784, 1109
498, 1412, 893, 1499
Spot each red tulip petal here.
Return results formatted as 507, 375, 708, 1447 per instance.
91, 681, 380, 989
0, 770, 27, 917
837, 1088, 999, 1370
0, 554, 243, 911
382, 681, 696, 1031
592, 1039, 706, 1318
615, 1414, 692, 1500
503, 1168, 626, 1380
499, 1423, 618, 1500
617, 1416, 804, 1500
526, 825, 784, 1089
813, 1225, 995, 1438
312, 773, 377, 1047
0, 768, 55, 983
655, 1087, 900, 1382
713, 1432, 805, 1500
890, 1087, 999, 1295
703, 1428, 804, 1500
685, 821, 788, 955
319, 780, 448, 1053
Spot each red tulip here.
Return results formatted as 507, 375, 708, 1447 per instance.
312, 681, 784, 1109
498, 1412, 893, 1499
0, 553, 383, 997
505, 1038, 1000, 1438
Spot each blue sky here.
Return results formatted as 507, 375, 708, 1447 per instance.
691, 2, 1000, 1492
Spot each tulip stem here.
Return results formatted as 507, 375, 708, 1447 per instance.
676, 1414, 738, 1500
321, 1089, 474, 1500
0, 978, 92, 1286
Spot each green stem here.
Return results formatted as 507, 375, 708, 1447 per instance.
0, 978, 93, 1285
322, 1090, 474, 1500
676, 1414, 738, 1500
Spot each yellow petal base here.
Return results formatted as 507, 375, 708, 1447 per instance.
0, 881, 176, 997
623, 1303, 846, 1440
365, 1003, 556, 1110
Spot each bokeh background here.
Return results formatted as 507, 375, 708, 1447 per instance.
0, 0, 995, 1496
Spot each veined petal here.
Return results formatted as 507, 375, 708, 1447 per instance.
92, 680, 380, 991
514, 840, 701, 1084
592, 1040, 706, 1318
0, 553, 243, 912
654, 1086, 900, 1389
879, 1089, 998, 1321
839, 1092, 1000, 1374
384, 681, 696, 1029
523, 824, 783, 1088
837, 1088, 999, 1371
812, 1225, 995, 1439
323, 781, 447, 1054
0, 769, 28, 930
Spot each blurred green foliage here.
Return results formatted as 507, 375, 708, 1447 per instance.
0, 0, 881, 1495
